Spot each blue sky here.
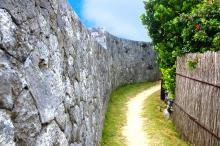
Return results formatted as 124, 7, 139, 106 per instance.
68, 0, 82, 15
68, 0, 94, 27
67, 0, 151, 42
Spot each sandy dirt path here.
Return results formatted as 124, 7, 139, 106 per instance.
122, 84, 161, 146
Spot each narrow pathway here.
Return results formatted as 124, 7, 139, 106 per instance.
122, 84, 161, 146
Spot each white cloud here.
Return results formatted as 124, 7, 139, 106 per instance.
82, 0, 151, 42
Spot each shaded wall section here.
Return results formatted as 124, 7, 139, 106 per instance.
0, 0, 160, 145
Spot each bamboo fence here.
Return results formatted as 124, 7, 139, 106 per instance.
173, 52, 220, 146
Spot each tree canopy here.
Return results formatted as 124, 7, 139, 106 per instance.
141, 0, 220, 98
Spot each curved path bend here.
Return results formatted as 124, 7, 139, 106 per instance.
122, 84, 161, 146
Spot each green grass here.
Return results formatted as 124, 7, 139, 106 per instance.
100, 81, 159, 146
142, 91, 188, 146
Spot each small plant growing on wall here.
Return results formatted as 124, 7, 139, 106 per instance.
186, 57, 198, 71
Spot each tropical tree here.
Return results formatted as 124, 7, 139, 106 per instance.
141, 0, 220, 99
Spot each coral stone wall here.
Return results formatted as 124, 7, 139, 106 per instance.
0, 0, 160, 145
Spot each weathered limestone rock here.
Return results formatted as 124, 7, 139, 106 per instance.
0, 50, 23, 110
0, 9, 17, 49
24, 47, 64, 123
0, 0, 160, 145
35, 121, 68, 146
0, 110, 15, 146
13, 90, 41, 145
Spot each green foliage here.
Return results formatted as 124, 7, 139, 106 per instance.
180, 3, 220, 53
161, 65, 176, 97
187, 58, 198, 71
141, 0, 220, 97
213, 32, 220, 48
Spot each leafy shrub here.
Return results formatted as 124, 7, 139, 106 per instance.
141, 0, 220, 98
